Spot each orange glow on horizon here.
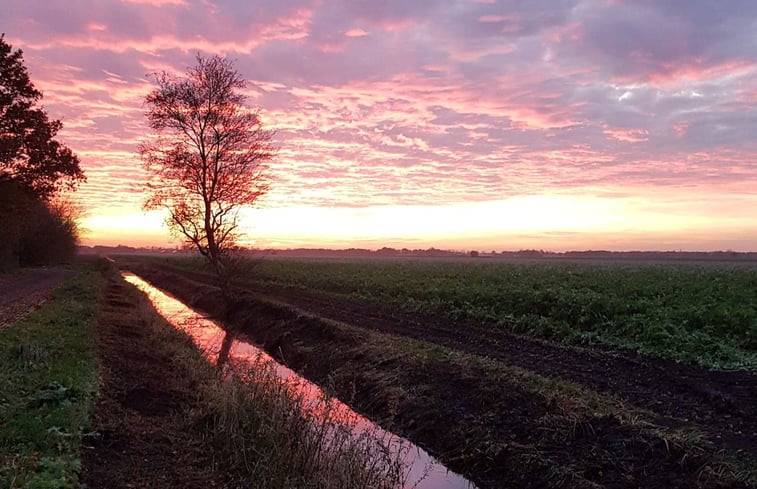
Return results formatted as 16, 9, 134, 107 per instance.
80, 191, 757, 252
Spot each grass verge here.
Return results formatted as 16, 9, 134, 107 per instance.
0, 266, 102, 489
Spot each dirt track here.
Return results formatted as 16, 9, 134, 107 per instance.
121, 260, 757, 488
0, 268, 73, 329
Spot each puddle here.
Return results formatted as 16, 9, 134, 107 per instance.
122, 271, 477, 489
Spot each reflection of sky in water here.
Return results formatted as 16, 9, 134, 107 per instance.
122, 272, 476, 489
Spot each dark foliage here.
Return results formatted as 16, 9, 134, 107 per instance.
17, 198, 79, 266
0, 35, 83, 270
0, 34, 84, 199
0, 181, 79, 269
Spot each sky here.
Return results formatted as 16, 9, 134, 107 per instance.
3, 0, 756, 251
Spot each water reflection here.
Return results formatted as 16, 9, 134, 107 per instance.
216, 329, 235, 368
122, 272, 476, 489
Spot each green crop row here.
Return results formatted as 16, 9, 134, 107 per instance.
242, 259, 757, 370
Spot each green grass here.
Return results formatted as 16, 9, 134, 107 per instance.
0, 267, 102, 488
198, 257, 757, 370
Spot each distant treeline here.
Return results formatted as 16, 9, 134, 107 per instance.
259, 248, 757, 261
0, 182, 80, 271
78, 245, 757, 262
548, 250, 757, 261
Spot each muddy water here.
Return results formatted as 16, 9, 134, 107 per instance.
122, 272, 476, 489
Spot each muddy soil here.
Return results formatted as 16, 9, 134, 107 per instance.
123, 262, 756, 489
140, 261, 757, 456
0, 268, 73, 330
80, 272, 230, 488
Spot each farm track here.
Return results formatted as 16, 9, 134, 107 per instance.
142, 261, 757, 457
0, 268, 73, 330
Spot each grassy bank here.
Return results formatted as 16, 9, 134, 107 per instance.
163, 257, 757, 370
0, 267, 102, 488
121, 270, 404, 488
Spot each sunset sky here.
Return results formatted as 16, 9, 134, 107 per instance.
4, 0, 756, 251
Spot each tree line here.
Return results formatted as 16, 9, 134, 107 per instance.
1, 34, 85, 271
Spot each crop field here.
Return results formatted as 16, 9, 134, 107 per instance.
240, 258, 757, 370
123, 255, 757, 488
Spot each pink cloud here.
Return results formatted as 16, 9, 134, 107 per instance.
344, 28, 368, 37
602, 125, 648, 143
613, 59, 755, 87
478, 15, 509, 23
120, 0, 187, 5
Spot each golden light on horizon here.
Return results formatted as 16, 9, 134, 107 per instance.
80, 191, 757, 252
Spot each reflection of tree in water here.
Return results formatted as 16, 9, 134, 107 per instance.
216, 330, 236, 368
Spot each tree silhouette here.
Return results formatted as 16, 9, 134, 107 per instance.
17, 196, 81, 265
140, 55, 274, 294
0, 35, 84, 270
0, 34, 84, 199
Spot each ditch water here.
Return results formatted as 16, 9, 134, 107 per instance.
122, 272, 477, 489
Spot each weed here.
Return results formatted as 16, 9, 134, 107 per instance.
7, 344, 48, 370
29, 382, 76, 408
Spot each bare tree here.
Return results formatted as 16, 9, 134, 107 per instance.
140, 55, 274, 297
